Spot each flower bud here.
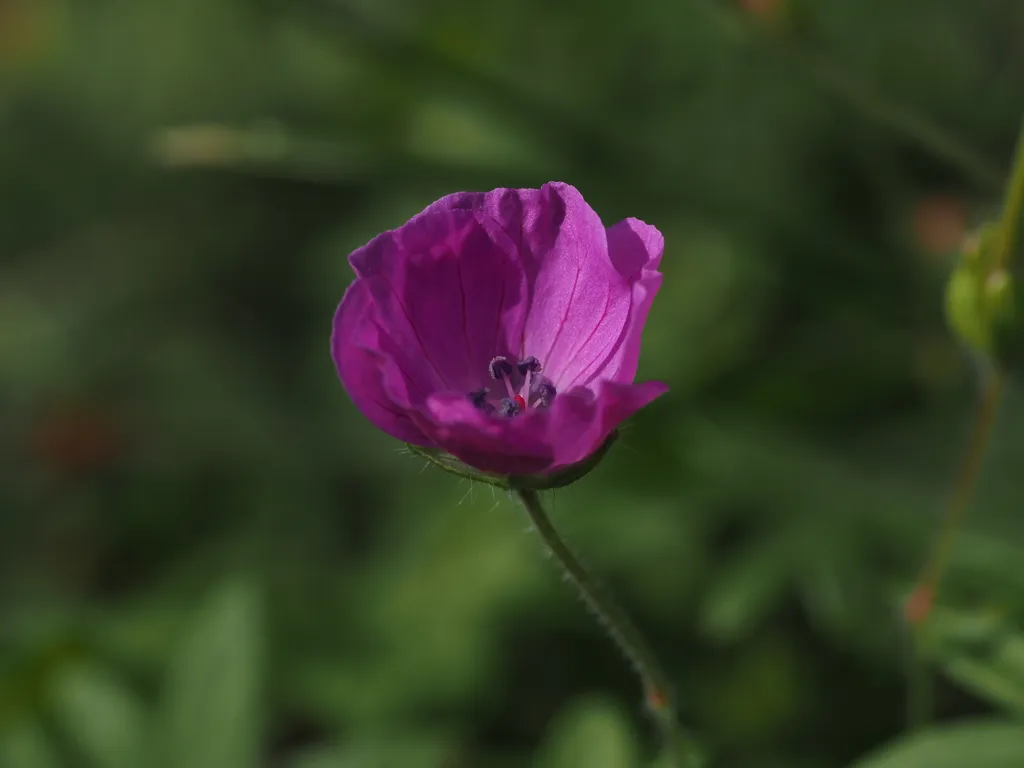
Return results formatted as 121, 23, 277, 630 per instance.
944, 222, 1024, 371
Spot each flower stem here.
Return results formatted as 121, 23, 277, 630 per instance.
513, 488, 699, 767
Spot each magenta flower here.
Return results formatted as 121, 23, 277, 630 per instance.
332, 182, 667, 478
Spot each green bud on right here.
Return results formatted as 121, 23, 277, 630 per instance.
945, 221, 1024, 372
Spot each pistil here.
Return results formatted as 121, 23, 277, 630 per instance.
473, 355, 556, 416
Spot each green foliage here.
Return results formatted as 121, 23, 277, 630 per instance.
538, 697, 641, 768
4, 0, 1024, 766
287, 736, 453, 768
0, 581, 264, 768
927, 605, 1024, 716
851, 719, 1024, 768
158, 580, 263, 768
51, 664, 146, 768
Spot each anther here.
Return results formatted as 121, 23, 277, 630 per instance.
497, 397, 522, 417
489, 356, 514, 380
532, 377, 557, 408
517, 356, 542, 375
468, 389, 495, 415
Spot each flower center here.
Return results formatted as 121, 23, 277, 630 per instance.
466, 356, 557, 416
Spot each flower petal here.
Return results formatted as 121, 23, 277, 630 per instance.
335, 184, 667, 476
427, 184, 652, 390
414, 394, 555, 475
331, 279, 433, 445
581, 218, 664, 386
545, 380, 668, 470
349, 209, 527, 394
422, 187, 544, 281
607, 216, 664, 280
409, 379, 666, 476
518, 184, 634, 389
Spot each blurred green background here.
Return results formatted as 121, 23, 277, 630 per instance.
4, 0, 1024, 766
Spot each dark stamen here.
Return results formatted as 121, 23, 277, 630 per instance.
489, 356, 514, 380
517, 356, 542, 375
468, 388, 494, 413
497, 397, 522, 417
532, 377, 556, 408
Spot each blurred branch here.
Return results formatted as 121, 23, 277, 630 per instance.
154, 123, 376, 185
793, 49, 1004, 190
694, 0, 1004, 189
318, 1, 629, 171
307, 0, 1000, 277
154, 123, 536, 188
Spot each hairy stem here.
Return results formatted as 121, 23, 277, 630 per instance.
514, 488, 699, 767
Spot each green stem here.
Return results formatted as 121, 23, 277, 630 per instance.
906, 627, 935, 730
918, 374, 1004, 610
996, 119, 1024, 269
905, 364, 1003, 731
513, 488, 699, 767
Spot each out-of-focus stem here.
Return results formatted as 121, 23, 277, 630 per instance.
906, 368, 1003, 729
907, 117, 1024, 727
914, 374, 1004, 616
911, 118, 1024, 624
995, 120, 1024, 270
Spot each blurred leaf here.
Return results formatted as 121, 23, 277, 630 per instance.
945, 530, 1024, 600
287, 735, 453, 768
642, 224, 769, 391
403, 97, 551, 171
159, 579, 263, 768
0, 719, 59, 768
89, 605, 187, 676
850, 719, 1024, 767
538, 696, 641, 768
51, 663, 147, 768
154, 123, 379, 184
285, 494, 544, 724
928, 605, 1024, 715
698, 534, 795, 642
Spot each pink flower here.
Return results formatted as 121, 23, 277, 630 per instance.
332, 182, 667, 477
